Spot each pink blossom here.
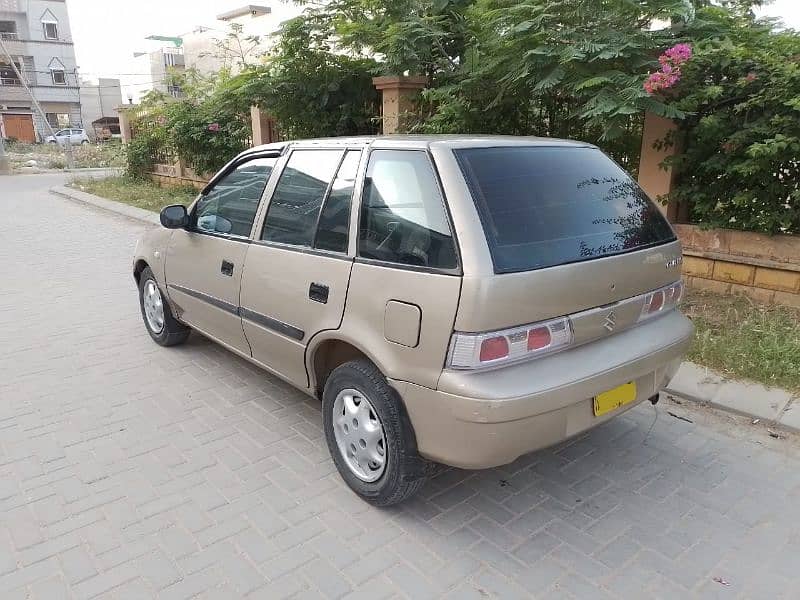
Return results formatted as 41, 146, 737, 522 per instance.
643, 44, 693, 95
208, 123, 220, 132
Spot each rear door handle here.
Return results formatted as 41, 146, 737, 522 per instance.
309, 282, 329, 304
221, 260, 234, 276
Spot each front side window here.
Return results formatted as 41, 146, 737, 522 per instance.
51, 69, 66, 85
358, 150, 457, 270
455, 146, 676, 273
43, 22, 58, 39
262, 149, 343, 246
193, 156, 277, 237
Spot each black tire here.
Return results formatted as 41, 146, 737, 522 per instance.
322, 359, 431, 506
138, 266, 190, 346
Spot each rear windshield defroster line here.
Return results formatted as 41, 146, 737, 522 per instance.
454, 146, 676, 273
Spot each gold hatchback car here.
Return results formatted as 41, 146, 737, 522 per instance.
133, 136, 693, 505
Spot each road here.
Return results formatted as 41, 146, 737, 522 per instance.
1, 173, 800, 599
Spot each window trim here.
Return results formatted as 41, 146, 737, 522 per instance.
354, 148, 462, 276
259, 147, 346, 250
51, 69, 66, 85
42, 21, 58, 40
186, 152, 280, 241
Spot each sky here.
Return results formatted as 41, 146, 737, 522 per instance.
64, 0, 800, 101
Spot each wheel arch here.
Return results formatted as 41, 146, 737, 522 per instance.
133, 259, 149, 284
307, 335, 382, 399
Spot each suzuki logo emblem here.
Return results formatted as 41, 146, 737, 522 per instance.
603, 310, 617, 332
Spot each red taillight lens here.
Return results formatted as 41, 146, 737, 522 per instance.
649, 290, 664, 312
479, 336, 509, 362
527, 327, 552, 350
448, 316, 573, 370
639, 280, 683, 323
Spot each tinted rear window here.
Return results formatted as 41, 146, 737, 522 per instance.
455, 146, 675, 273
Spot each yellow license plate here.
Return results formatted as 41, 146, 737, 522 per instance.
593, 382, 637, 417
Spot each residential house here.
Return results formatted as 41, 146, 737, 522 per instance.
79, 77, 122, 140
0, 0, 81, 142
131, 47, 186, 100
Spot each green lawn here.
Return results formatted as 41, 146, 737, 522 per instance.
684, 289, 800, 393
69, 176, 198, 213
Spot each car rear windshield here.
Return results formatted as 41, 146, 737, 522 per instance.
454, 146, 676, 273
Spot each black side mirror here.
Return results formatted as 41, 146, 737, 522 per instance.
160, 204, 189, 229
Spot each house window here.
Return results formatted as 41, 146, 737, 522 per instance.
0, 21, 17, 40
43, 22, 58, 40
51, 69, 66, 85
0, 60, 22, 85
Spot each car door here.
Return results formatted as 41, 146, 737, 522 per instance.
239, 147, 362, 387
341, 148, 463, 389
165, 154, 278, 355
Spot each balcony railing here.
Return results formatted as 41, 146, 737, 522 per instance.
0, 77, 22, 85
0, 32, 19, 40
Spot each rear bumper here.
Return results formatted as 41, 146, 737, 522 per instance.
393, 310, 693, 469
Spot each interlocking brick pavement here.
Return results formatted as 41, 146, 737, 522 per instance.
1, 174, 799, 599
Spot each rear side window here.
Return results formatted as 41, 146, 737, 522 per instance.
358, 150, 457, 270
455, 146, 675, 273
262, 149, 343, 246
315, 150, 361, 253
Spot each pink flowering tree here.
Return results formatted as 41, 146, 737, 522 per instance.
644, 44, 693, 95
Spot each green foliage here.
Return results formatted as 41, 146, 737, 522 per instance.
125, 135, 161, 179
166, 92, 251, 176
667, 7, 800, 234
224, 18, 381, 139
415, 0, 696, 166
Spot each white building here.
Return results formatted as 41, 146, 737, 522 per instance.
130, 47, 186, 100
0, 0, 81, 142
79, 77, 122, 140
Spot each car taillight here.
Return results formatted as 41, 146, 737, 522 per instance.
640, 280, 683, 322
448, 316, 573, 370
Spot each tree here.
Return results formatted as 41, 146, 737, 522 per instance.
665, 5, 800, 234
223, 17, 381, 139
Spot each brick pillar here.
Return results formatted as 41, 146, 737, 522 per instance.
117, 107, 133, 144
372, 75, 428, 134
638, 111, 683, 221
251, 106, 278, 147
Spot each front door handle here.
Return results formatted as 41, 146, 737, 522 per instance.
221, 260, 234, 276
309, 282, 329, 304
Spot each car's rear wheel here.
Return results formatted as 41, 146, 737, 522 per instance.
322, 359, 431, 506
138, 267, 190, 346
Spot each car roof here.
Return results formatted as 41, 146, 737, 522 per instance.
243, 135, 595, 156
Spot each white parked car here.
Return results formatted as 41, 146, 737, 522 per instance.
46, 128, 90, 146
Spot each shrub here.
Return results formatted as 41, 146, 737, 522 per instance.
125, 135, 162, 179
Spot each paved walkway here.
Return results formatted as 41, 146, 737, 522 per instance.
2, 173, 800, 599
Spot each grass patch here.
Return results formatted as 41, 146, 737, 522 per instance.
684, 289, 800, 392
69, 176, 198, 213
9, 141, 126, 169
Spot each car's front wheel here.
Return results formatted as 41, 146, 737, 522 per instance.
138, 267, 190, 346
322, 359, 431, 506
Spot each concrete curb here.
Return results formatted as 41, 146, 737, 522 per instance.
50, 185, 159, 226
666, 361, 799, 433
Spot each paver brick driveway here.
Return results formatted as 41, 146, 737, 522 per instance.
2, 174, 800, 599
